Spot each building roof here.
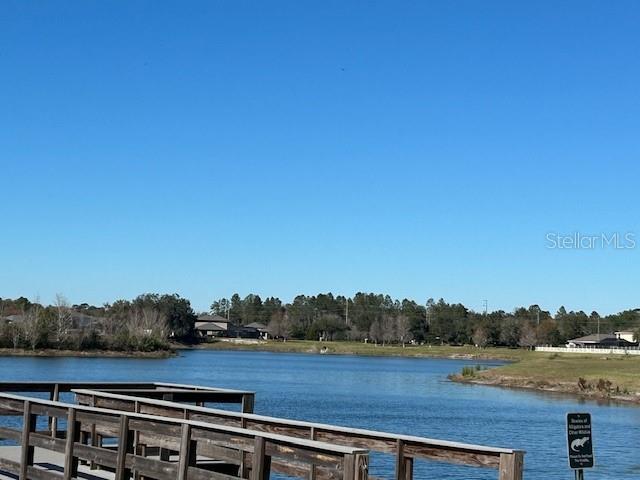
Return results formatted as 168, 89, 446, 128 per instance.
197, 314, 230, 323
246, 322, 268, 330
568, 334, 616, 343
195, 322, 226, 331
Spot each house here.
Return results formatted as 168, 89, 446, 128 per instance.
195, 322, 227, 338
195, 314, 231, 338
245, 322, 271, 340
566, 333, 638, 348
614, 331, 637, 343
227, 324, 261, 339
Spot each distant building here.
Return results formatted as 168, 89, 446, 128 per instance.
195, 314, 231, 338
227, 324, 261, 339
245, 322, 271, 340
566, 333, 638, 348
614, 331, 636, 343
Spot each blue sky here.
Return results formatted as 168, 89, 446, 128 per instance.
1, 1, 639, 314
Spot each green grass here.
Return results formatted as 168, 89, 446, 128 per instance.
476, 352, 640, 395
195, 339, 532, 361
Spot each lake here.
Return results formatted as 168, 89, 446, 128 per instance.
0, 350, 638, 479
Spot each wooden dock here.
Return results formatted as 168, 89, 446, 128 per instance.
0, 382, 524, 480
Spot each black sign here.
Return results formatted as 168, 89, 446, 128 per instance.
567, 413, 594, 469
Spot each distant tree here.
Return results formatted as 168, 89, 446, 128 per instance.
22, 303, 44, 350
537, 318, 561, 345
519, 323, 538, 349
499, 317, 521, 347
396, 314, 412, 347
158, 294, 196, 340
54, 294, 72, 347
229, 294, 243, 323
369, 320, 383, 345
381, 314, 396, 346
267, 311, 291, 338
210, 298, 230, 317
472, 326, 488, 348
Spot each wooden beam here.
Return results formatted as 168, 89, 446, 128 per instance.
241, 394, 255, 414
115, 415, 133, 480
251, 436, 270, 480
499, 451, 524, 480
63, 408, 79, 480
177, 424, 197, 480
20, 400, 36, 480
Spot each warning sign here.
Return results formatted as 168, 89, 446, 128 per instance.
567, 413, 594, 469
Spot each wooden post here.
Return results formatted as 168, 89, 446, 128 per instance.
308, 427, 317, 480
50, 383, 60, 438
177, 424, 197, 480
115, 416, 134, 480
160, 394, 174, 462
355, 453, 369, 480
90, 394, 98, 470
242, 394, 255, 414
239, 417, 249, 479
499, 452, 524, 480
251, 436, 271, 480
395, 439, 412, 480
20, 401, 36, 480
344, 454, 356, 480
63, 408, 80, 480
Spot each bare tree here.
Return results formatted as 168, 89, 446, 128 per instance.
22, 304, 43, 350
128, 307, 168, 340
519, 323, 538, 350
369, 320, 383, 345
54, 294, 72, 347
396, 315, 412, 347
381, 314, 396, 346
268, 311, 291, 338
472, 327, 488, 348
9, 322, 23, 350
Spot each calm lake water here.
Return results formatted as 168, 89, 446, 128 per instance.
0, 350, 639, 479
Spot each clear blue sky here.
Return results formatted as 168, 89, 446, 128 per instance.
1, 1, 639, 314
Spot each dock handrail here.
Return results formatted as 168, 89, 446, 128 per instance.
0, 381, 256, 413
74, 388, 525, 480
0, 392, 368, 480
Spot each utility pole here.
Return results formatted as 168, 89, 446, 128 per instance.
482, 299, 488, 316
345, 298, 349, 326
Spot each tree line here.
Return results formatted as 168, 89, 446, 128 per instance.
210, 293, 640, 347
1, 292, 639, 351
0, 294, 196, 352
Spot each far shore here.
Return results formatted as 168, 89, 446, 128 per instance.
0, 348, 175, 359
195, 339, 640, 405
189, 338, 527, 360
2, 340, 638, 406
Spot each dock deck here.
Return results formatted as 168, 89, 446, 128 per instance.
0, 381, 524, 480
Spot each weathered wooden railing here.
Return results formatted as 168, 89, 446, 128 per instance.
74, 389, 525, 480
0, 392, 368, 480
0, 382, 256, 413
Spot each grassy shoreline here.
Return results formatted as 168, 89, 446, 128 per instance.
196, 340, 640, 405
190, 339, 530, 360
0, 348, 175, 359
449, 352, 640, 405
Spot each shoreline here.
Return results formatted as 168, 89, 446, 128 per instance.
449, 373, 640, 406
195, 340, 640, 406
188, 339, 524, 361
2, 341, 638, 407
0, 348, 175, 359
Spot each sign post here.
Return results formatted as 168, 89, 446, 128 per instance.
567, 413, 594, 479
